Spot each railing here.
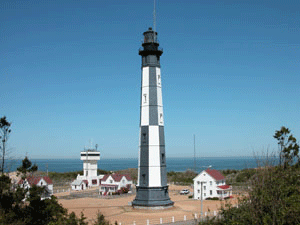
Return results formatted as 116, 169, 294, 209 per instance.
116, 211, 220, 225
139, 46, 163, 53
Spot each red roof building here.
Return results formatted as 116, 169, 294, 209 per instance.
217, 184, 231, 190
18, 176, 53, 186
99, 174, 133, 196
17, 176, 53, 199
100, 174, 132, 182
205, 168, 225, 181
193, 168, 232, 200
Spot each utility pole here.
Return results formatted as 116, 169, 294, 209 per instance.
194, 134, 196, 172
200, 181, 206, 218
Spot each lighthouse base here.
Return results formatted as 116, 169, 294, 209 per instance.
132, 186, 174, 209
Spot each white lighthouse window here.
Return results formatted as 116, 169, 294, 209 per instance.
160, 113, 163, 123
143, 94, 147, 103
157, 75, 161, 85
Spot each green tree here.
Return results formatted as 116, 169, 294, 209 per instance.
274, 126, 299, 168
199, 127, 300, 225
93, 212, 110, 225
0, 118, 111, 225
17, 156, 38, 179
0, 116, 11, 175
0, 156, 91, 225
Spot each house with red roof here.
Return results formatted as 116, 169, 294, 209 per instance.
193, 168, 232, 200
99, 174, 132, 196
18, 176, 53, 199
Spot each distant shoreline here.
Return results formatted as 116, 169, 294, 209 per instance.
6, 157, 273, 174
23, 156, 266, 160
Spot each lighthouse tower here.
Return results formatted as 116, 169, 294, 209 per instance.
132, 28, 174, 208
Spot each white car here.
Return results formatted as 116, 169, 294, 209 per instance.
180, 189, 190, 195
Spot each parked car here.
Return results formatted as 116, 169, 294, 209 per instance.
180, 189, 190, 195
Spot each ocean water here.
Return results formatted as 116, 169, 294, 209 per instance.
7, 156, 263, 173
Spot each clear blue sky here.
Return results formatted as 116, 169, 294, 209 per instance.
1, 0, 299, 159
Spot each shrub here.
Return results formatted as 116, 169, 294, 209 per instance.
119, 187, 129, 194
206, 197, 219, 200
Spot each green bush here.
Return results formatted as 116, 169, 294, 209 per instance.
167, 170, 197, 185
235, 168, 256, 183
206, 197, 219, 200
199, 127, 300, 225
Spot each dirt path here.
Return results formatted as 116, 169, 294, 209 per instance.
57, 185, 237, 224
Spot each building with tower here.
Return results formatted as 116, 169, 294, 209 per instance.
71, 145, 104, 190
132, 27, 174, 208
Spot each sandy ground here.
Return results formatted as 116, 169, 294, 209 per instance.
57, 185, 237, 225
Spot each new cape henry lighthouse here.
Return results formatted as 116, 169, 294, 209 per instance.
132, 28, 174, 208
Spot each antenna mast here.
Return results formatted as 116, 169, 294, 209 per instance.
194, 134, 196, 172
153, 0, 157, 42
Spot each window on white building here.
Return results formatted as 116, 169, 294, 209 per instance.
204, 193, 206, 197
203, 186, 206, 190
210, 190, 212, 195
197, 181, 200, 185
198, 189, 200, 193
210, 181, 212, 185
110, 180, 113, 184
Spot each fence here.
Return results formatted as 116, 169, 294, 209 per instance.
115, 211, 219, 225
56, 188, 136, 200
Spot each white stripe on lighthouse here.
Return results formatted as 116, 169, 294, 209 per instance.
149, 166, 161, 187
142, 67, 149, 87
156, 68, 161, 87
141, 106, 149, 126
148, 126, 159, 145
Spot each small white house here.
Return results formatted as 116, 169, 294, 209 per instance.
71, 179, 88, 191
99, 174, 132, 195
18, 176, 53, 199
193, 168, 232, 200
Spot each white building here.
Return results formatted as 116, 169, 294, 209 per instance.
193, 168, 232, 200
18, 176, 53, 199
99, 174, 132, 196
71, 179, 88, 191
72, 146, 104, 190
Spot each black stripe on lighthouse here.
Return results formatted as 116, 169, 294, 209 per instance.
159, 126, 167, 186
140, 125, 149, 187
148, 67, 158, 125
